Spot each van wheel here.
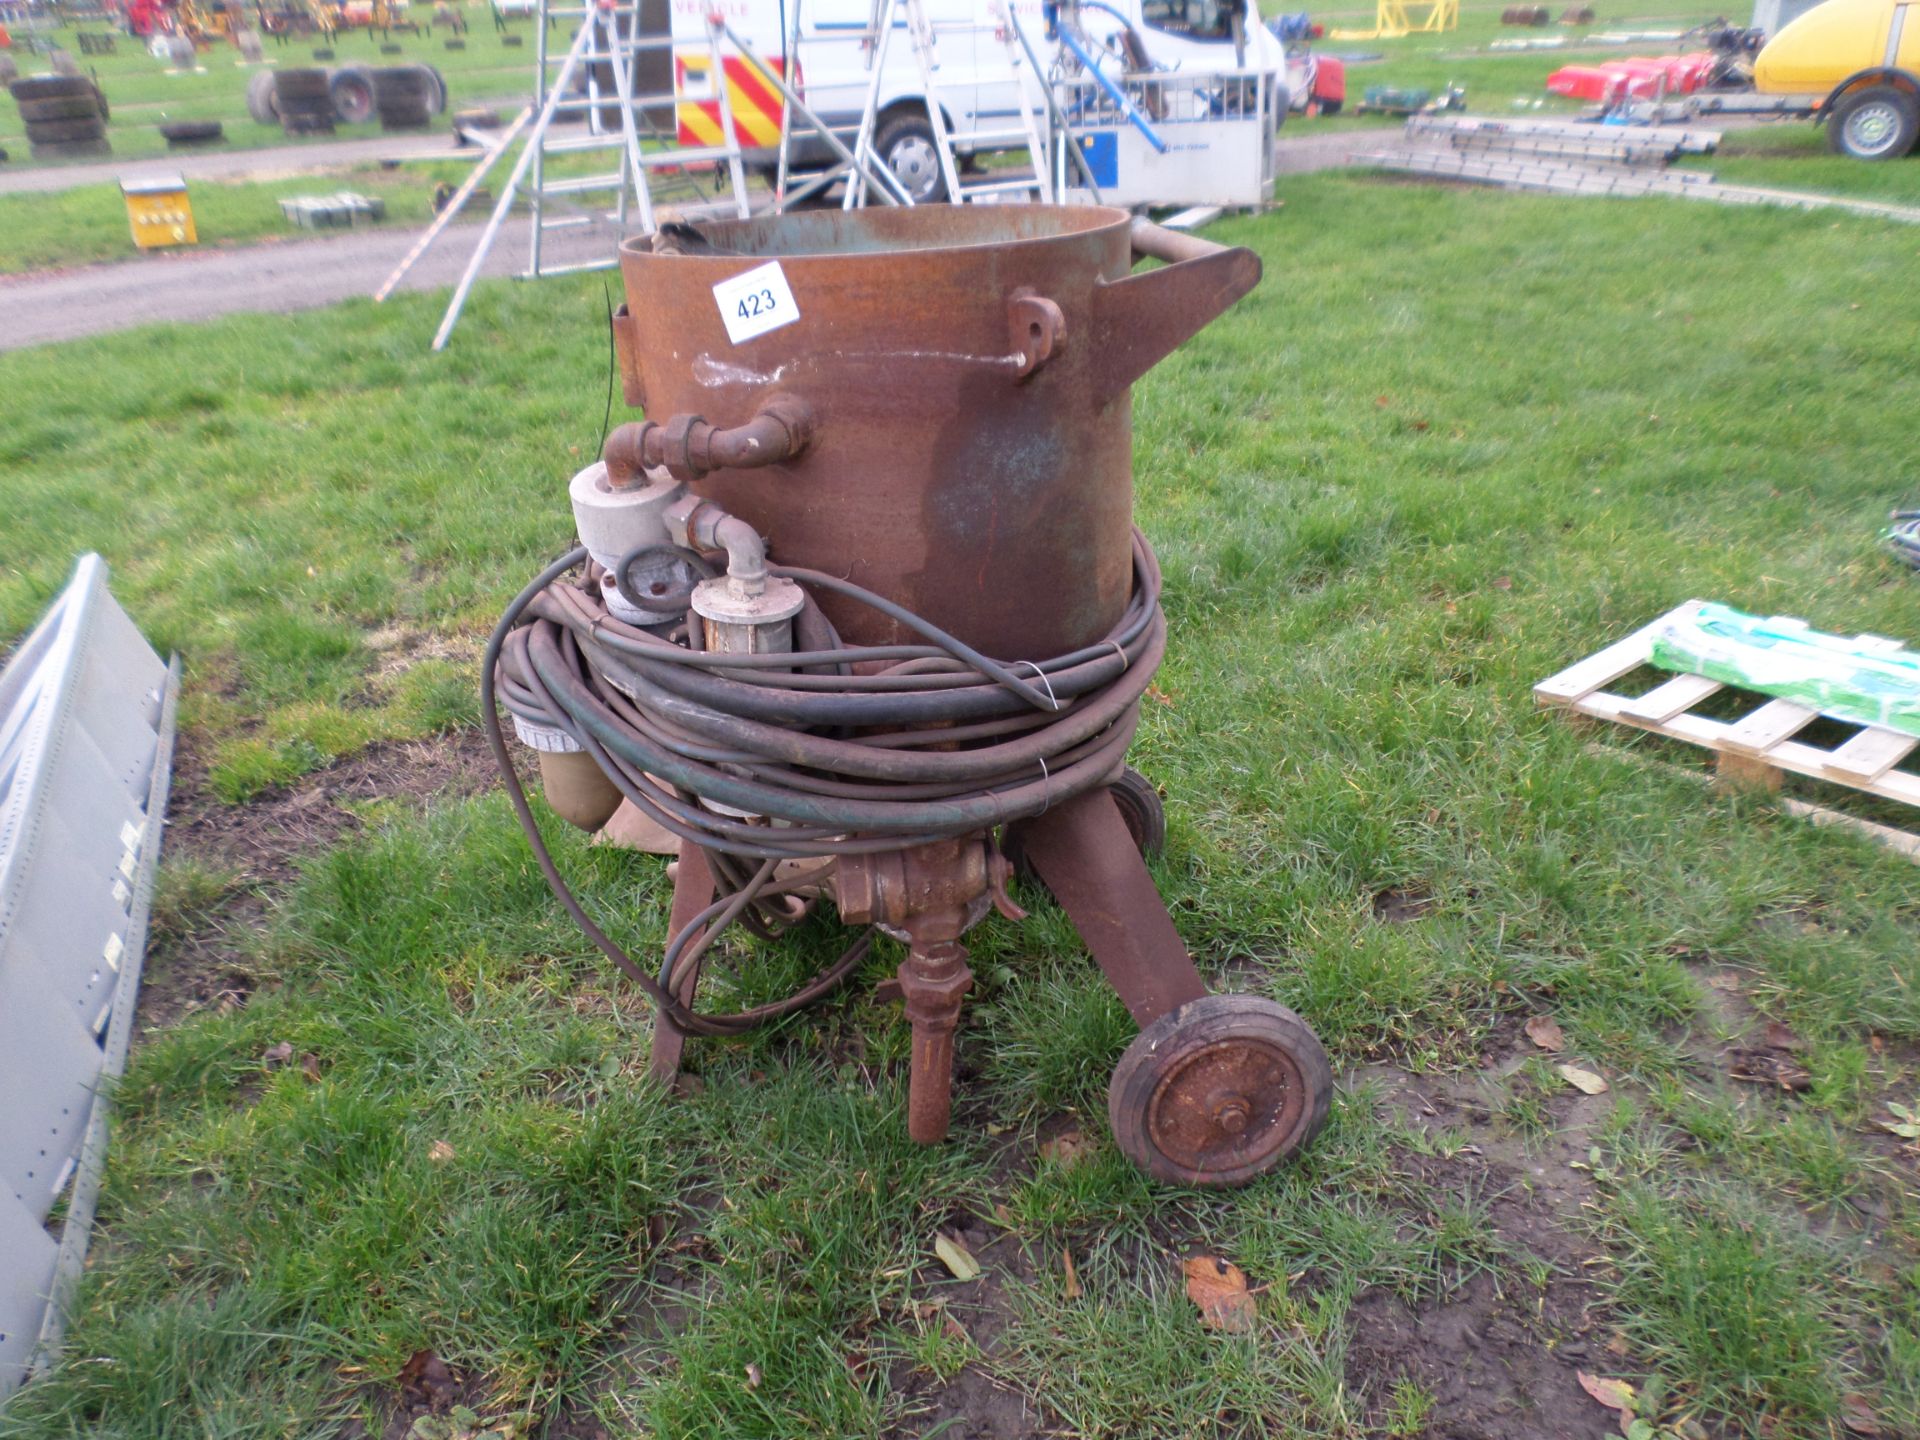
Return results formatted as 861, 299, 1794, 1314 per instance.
875, 110, 947, 203
1829, 85, 1919, 160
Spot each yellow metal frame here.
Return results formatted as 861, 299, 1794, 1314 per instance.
1328, 0, 1457, 41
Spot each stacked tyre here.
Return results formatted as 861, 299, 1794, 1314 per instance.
245, 68, 280, 125
11, 76, 111, 161
274, 67, 335, 136
328, 65, 376, 125
372, 65, 435, 130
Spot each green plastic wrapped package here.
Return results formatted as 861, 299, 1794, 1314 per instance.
1649, 602, 1920, 739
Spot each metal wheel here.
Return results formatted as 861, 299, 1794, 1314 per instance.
1829, 85, 1919, 161
329, 66, 376, 124
1002, 766, 1162, 878
875, 112, 947, 203
1107, 766, 1166, 858
1108, 993, 1331, 1187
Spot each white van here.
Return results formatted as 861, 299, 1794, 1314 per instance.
671, 0, 1288, 201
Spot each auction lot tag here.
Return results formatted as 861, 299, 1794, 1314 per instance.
713, 261, 800, 345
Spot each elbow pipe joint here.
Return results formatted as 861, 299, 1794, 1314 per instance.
602, 394, 815, 487
665, 494, 770, 596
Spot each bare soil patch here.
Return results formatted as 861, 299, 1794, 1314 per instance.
138, 727, 498, 1033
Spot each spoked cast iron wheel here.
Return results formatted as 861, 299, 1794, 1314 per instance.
1108, 993, 1331, 1187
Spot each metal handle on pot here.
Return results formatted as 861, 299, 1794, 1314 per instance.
1087, 220, 1263, 401
1127, 218, 1235, 267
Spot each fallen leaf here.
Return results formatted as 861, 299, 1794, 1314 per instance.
429, 1140, 456, 1164
1576, 1371, 1636, 1429
941, 1310, 973, 1345
744, 1362, 763, 1390
1557, 1064, 1609, 1095
1492, 574, 1512, 590
1604, 1331, 1631, 1358
1062, 1247, 1081, 1300
1524, 1015, 1567, 1052
992, 1203, 1015, 1227
398, 1348, 458, 1410
1183, 1255, 1257, 1335
298, 1052, 323, 1083
1841, 1393, 1882, 1436
933, 1231, 981, 1282
263, 1041, 294, 1068
1038, 1127, 1096, 1168
1763, 1021, 1804, 1051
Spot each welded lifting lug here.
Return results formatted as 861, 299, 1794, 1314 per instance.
1008, 289, 1067, 381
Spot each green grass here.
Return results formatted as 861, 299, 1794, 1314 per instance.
14, 0, 1919, 281
0, 10, 529, 165
5, 167, 1920, 1434
0, 163, 461, 273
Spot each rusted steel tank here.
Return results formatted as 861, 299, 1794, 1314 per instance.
610, 205, 1260, 658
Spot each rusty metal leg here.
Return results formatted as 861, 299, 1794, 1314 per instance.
1014, 788, 1209, 1027
647, 843, 716, 1086
898, 939, 972, 1143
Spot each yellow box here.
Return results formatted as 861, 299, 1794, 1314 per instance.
120, 175, 197, 250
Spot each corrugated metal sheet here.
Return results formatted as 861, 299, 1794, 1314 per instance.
0, 554, 177, 1397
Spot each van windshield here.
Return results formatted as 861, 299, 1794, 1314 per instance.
1140, 0, 1239, 41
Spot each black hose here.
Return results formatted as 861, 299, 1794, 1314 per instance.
480, 549, 871, 1037
484, 531, 1167, 1039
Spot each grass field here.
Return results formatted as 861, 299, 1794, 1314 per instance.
0, 2, 529, 164
19, 0, 1920, 277
2, 166, 1918, 1439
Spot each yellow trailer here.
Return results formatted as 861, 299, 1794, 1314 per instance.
1749, 0, 1920, 157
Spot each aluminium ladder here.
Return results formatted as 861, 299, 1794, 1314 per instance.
829, 0, 1056, 208
429, 0, 752, 350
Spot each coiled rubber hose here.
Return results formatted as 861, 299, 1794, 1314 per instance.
482, 530, 1167, 1036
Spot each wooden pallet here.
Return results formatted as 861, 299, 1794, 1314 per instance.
1534, 602, 1920, 813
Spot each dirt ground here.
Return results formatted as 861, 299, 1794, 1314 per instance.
138, 726, 499, 1033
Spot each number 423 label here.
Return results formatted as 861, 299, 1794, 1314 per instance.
712, 260, 800, 345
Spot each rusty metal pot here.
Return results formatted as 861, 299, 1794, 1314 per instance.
611, 205, 1259, 658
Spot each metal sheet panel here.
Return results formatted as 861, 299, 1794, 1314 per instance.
0, 1198, 58, 1369
0, 555, 176, 1398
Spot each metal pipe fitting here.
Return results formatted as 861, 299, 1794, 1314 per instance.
602, 394, 815, 487
664, 494, 767, 595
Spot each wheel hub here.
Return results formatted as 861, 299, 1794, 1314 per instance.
886, 136, 942, 202
1108, 993, 1332, 1187
1145, 1039, 1304, 1174
1849, 102, 1900, 153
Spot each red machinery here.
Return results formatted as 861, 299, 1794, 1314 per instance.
1547, 51, 1717, 102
